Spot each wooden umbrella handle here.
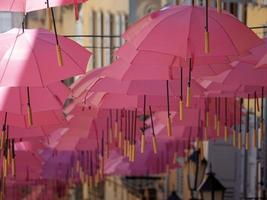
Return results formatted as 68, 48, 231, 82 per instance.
224, 126, 228, 142
246, 132, 250, 150
205, 31, 210, 54
232, 130, 236, 147
238, 132, 242, 150
167, 117, 172, 137
152, 135, 158, 154
27, 104, 33, 127
186, 86, 191, 108
179, 100, 184, 120
56, 44, 63, 66
141, 133, 145, 154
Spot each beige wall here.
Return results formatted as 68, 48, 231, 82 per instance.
247, 4, 267, 38
84, 0, 129, 14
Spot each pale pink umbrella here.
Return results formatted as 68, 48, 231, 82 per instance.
0, 28, 91, 87
0, 0, 87, 13
70, 67, 106, 98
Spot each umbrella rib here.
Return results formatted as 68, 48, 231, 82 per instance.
207, 64, 218, 76
186, 6, 193, 57
37, 37, 87, 73
208, 15, 239, 55
46, 86, 64, 106
0, 29, 21, 84
132, 7, 189, 49
24, 34, 46, 86
10, 0, 17, 12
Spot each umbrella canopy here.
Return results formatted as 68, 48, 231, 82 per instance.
123, 5, 261, 62
0, 82, 69, 115
0, 110, 66, 128
0, 28, 91, 87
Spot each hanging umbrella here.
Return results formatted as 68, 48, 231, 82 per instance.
0, 83, 69, 115
104, 5, 262, 114
0, 0, 87, 24
0, 28, 91, 87
123, 5, 261, 60
0, 81, 69, 127
0, 110, 66, 128
200, 62, 267, 87
0, 0, 87, 13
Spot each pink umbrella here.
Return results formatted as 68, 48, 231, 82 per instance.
103, 5, 261, 114
0, 83, 69, 115
0, 110, 66, 128
123, 5, 261, 60
0, 28, 91, 87
200, 62, 267, 88
70, 67, 106, 98
7, 125, 60, 140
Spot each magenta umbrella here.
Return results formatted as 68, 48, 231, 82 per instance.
0, 28, 91, 87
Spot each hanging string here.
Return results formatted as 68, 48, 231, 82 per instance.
133, 109, 137, 161
119, 109, 123, 149
205, 0, 210, 53
254, 92, 257, 149
233, 98, 237, 147
100, 130, 104, 177
246, 95, 250, 151
180, 67, 184, 120
149, 106, 157, 154
127, 110, 131, 159
261, 87, 264, 142
186, 58, 192, 108
166, 81, 172, 136
114, 109, 119, 139
224, 98, 228, 142
1, 112, 7, 150
124, 110, 127, 156
141, 95, 146, 154
166, 80, 170, 118
11, 139, 15, 177
217, 97, 221, 137
46, 0, 63, 66
239, 98, 243, 149
27, 87, 33, 126
109, 109, 113, 144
